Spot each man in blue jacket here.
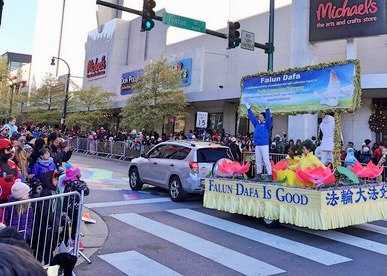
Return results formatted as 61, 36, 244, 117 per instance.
246, 103, 272, 181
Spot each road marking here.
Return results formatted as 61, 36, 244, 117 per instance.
112, 213, 285, 276
353, 224, 387, 235
168, 209, 351, 266
287, 226, 387, 255
85, 198, 170, 208
99, 250, 182, 276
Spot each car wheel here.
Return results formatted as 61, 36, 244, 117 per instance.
262, 218, 280, 228
129, 167, 143, 191
169, 176, 184, 202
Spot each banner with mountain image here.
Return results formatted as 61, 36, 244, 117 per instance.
239, 59, 361, 116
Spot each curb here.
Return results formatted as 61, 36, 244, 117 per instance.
75, 207, 109, 266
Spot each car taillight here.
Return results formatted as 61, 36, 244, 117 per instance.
189, 161, 199, 173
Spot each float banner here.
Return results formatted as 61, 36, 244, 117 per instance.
240, 60, 361, 116
309, 0, 387, 42
203, 178, 387, 230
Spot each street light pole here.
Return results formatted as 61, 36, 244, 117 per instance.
51, 56, 71, 133
0, 75, 17, 116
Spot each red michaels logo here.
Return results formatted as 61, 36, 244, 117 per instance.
316, 0, 378, 21
87, 55, 107, 78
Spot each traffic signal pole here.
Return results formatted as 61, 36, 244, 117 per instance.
96, 0, 274, 68
96, 0, 226, 38
267, 0, 275, 71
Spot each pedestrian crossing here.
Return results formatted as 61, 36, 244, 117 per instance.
98, 208, 387, 275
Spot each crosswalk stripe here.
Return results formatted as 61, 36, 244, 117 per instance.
112, 213, 286, 276
168, 209, 351, 266
287, 226, 387, 255
99, 250, 182, 276
353, 224, 387, 235
84, 198, 170, 208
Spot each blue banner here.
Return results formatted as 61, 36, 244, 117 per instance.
240, 61, 360, 114
120, 58, 192, 95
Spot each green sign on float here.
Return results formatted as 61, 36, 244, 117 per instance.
162, 12, 206, 33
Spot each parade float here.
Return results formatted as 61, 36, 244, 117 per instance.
203, 60, 387, 230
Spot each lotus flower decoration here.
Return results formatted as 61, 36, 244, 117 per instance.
350, 161, 383, 178
215, 158, 250, 177
295, 166, 336, 187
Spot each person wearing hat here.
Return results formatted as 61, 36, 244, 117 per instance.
4, 179, 33, 242
0, 125, 10, 139
359, 143, 372, 164
62, 163, 89, 250
229, 137, 242, 163
0, 139, 19, 204
245, 102, 273, 181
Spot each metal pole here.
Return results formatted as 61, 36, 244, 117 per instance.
62, 72, 70, 132
267, 0, 275, 71
8, 84, 14, 115
51, 57, 71, 133
3, 76, 16, 116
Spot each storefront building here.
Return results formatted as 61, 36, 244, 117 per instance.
82, 0, 387, 148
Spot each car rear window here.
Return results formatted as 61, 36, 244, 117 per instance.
196, 148, 232, 163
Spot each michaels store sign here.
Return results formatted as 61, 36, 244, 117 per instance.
120, 58, 192, 95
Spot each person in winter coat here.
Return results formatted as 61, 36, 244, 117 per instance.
47, 131, 72, 173
359, 145, 372, 164
319, 112, 335, 165
0, 243, 47, 275
31, 170, 63, 265
31, 148, 56, 181
246, 102, 272, 181
344, 147, 357, 169
229, 137, 242, 163
0, 139, 19, 203
62, 163, 89, 250
0, 223, 34, 254
4, 179, 34, 243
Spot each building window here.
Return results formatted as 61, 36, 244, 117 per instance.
209, 112, 223, 131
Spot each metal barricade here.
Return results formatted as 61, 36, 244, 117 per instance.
0, 191, 84, 266
77, 138, 88, 153
111, 141, 126, 160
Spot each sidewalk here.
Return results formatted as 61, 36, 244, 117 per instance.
75, 207, 109, 266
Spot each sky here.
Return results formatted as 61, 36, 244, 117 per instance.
0, 0, 292, 56
0, 0, 38, 55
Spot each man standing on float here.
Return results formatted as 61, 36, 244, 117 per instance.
245, 102, 272, 181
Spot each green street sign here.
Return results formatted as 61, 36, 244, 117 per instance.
162, 12, 206, 33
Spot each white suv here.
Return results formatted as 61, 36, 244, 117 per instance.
128, 140, 233, 201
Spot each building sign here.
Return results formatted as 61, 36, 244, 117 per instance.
309, 0, 387, 42
240, 60, 361, 115
171, 58, 192, 87
120, 69, 143, 95
86, 53, 107, 79
120, 58, 192, 95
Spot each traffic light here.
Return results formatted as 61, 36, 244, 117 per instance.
228, 21, 241, 49
141, 0, 156, 31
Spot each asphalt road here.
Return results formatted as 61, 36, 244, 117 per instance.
71, 153, 387, 276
